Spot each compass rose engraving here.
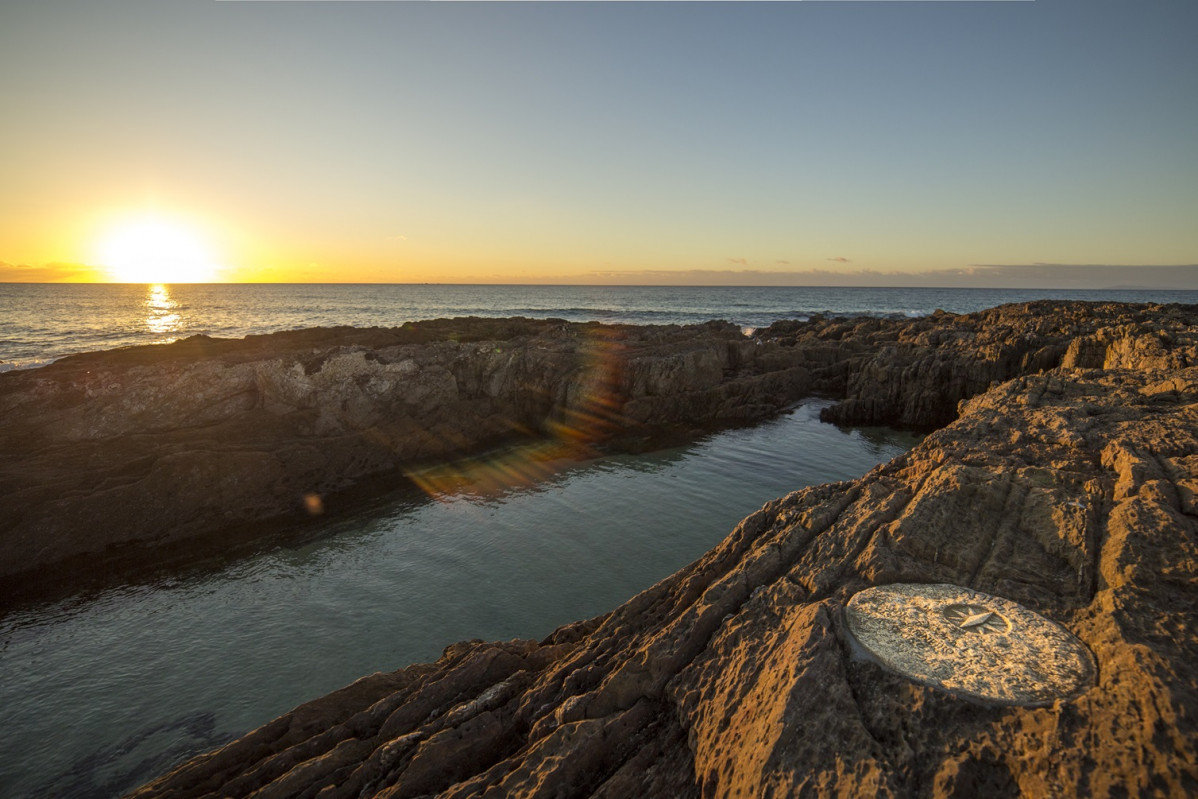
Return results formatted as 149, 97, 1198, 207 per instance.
844, 583, 1095, 705
942, 603, 1010, 634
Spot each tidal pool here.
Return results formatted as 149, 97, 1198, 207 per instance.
0, 401, 919, 798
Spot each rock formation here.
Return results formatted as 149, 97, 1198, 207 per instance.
109, 301, 1197, 797
0, 317, 812, 604
5, 301, 1193, 608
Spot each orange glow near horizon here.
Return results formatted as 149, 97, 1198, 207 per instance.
96, 215, 222, 283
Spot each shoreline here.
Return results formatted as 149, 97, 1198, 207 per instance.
2, 301, 1193, 609
1, 300, 1195, 794
1, 316, 816, 609
122, 298, 1198, 797
5, 284, 1197, 375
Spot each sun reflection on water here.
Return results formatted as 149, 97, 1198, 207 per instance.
145, 284, 182, 338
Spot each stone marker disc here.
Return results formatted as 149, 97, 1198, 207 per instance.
844, 583, 1095, 705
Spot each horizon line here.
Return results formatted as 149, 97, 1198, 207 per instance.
3, 281, 1197, 291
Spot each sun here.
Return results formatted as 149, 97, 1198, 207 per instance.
98, 216, 220, 283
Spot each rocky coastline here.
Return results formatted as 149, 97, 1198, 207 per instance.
4, 300, 1197, 796
1, 301, 1179, 604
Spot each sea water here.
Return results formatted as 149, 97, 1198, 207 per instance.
2, 283, 1195, 370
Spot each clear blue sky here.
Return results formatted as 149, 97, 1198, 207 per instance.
1, 0, 1195, 286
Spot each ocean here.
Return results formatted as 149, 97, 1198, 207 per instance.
0, 283, 1192, 797
3, 283, 1196, 371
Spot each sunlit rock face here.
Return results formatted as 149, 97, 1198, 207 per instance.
113, 301, 1197, 798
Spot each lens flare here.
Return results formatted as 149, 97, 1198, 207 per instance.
406, 327, 633, 501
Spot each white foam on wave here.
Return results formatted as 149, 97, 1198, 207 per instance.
0, 357, 60, 373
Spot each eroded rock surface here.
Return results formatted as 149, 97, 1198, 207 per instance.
122, 302, 1197, 798
5, 302, 1195, 605
0, 317, 815, 600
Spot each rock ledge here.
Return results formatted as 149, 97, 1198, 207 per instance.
118, 301, 1197, 798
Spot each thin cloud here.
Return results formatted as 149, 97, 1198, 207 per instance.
967, 263, 1198, 290
0, 261, 98, 282
826, 256, 852, 263
727, 257, 749, 266
565, 263, 1198, 289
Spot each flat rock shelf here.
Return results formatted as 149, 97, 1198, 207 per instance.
844, 583, 1096, 705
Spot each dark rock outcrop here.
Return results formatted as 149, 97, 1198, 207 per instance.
0, 318, 816, 603
120, 302, 1197, 798
761, 300, 1197, 428
4, 302, 1197, 608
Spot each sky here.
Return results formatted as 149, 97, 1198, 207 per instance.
1, 0, 1195, 287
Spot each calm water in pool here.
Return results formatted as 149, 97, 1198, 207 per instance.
0, 401, 919, 798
